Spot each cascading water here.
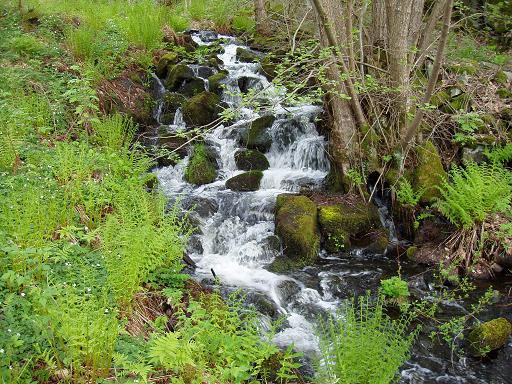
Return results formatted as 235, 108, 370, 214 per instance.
155, 32, 512, 383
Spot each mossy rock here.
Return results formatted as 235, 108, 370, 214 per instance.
413, 141, 446, 204
447, 61, 478, 75
318, 198, 381, 253
234, 149, 270, 171
468, 318, 512, 356
208, 70, 229, 94
240, 115, 275, 152
270, 195, 320, 270
156, 52, 180, 78
260, 55, 278, 80
184, 144, 218, 186
160, 92, 186, 124
236, 47, 260, 63
430, 89, 451, 108
494, 70, 509, 85
182, 91, 220, 128
225, 170, 263, 192
442, 93, 473, 113
179, 78, 206, 97
497, 87, 512, 99
165, 64, 195, 90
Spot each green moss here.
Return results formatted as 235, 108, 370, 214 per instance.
443, 93, 473, 113
430, 90, 451, 107
497, 87, 512, 99
165, 63, 194, 90
182, 91, 220, 127
413, 141, 446, 204
156, 52, 180, 78
208, 70, 229, 94
271, 195, 320, 269
234, 149, 269, 171
447, 61, 478, 75
494, 70, 508, 85
261, 56, 277, 80
184, 144, 218, 186
236, 47, 260, 63
225, 170, 263, 192
468, 318, 512, 356
406, 246, 417, 260
318, 199, 380, 253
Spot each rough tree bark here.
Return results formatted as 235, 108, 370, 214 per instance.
310, 0, 367, 180
254, 0, 271, 35
415, 0, 445, 70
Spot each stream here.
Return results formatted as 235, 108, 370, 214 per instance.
153, 32, 512, 384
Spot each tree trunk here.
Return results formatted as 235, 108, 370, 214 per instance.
402, 0, 454, 148
254, 0, 271, 35
415, 0, 445, 70
311, 0, 364, 181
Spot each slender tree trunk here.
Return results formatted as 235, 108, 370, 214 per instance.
311, 0, 365, 181
408, 0, 426, 67
371, 0, 388, 49
254, 0, 271, 35
402, 0, 454, 148
345, 0, 356, 73
415, 0, 445, 70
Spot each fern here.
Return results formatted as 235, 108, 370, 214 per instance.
91, 113, 136, 151
485, 143, 512, 164
395, 178, 424, 207
435, 162, 512, 229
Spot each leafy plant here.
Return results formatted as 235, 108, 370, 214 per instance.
380, 276, 410, 300
395, 178, 423, 207
316, 294, 419, 384
452, 112, 484, 145
435, 162, 512, 229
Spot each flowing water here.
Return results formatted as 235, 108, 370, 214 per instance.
154, 32, 512, 383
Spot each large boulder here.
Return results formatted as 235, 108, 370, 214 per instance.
240, 115, 275, 152
208, 70, 229, 94
165, 64, 195, 90
318, 197, 382, 253
235, 149, 270, 171
413, 141, 447, 204
468, 318, 512, 356
225, 170, 263, 192
182, 92, 220, 127
236, 47, 260, 63
156, 52, 180, 78
270, 195, 320, 271
179, 78, 206, 97
184, 144, 218, 186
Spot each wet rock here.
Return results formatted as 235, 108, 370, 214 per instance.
225, 170, 263, 192
468, 318, 512, 356
179, 78, 205, 97
240, 115, 275, 152
413, 141, 446, 204
182, 196, 219, 218
462, 146, 486, 163
277, 280, 301, 303
184, 144, 218, 185
165, 64, 195, 90
270, 195, 320, 271
260, 55, 278, 80
156, 52, 180, 78
182, 91, 221, 127
318, 197, 382, 253
234, 149, 270, 171
208, 70, 229, 94
238, 76, 264, 94
198, 30, 218, 43
160, 92, 186, 125
193, 66, 215, 79
186, 235, 203, 255
236, 47, 260, 63
245, 292, 278, 319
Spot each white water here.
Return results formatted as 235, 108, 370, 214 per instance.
156, 33, 334, 352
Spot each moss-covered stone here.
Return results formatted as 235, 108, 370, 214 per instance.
225, 170, 263, 191
184, 144, 218, 186
179, 78, 206, 97
165, 64, 195, 90
160, 92, 186, 124
208, 70, 229, 94
495, 70, 509, 85
468, 318, 512, 356
413, 141, 446, 204
270, 195, 320, 270
156, 52, 180, 78
182, 91, 220, 128
497, 87, 512, 99
447, 61, 478, 75
241, 115, 275, 152
236, 47, 260, 63
430, 89, 451, 108
442, 93, 473, 113
234, 149, 270, 171
260, 55, 278, 80
318, 198, 381, 253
